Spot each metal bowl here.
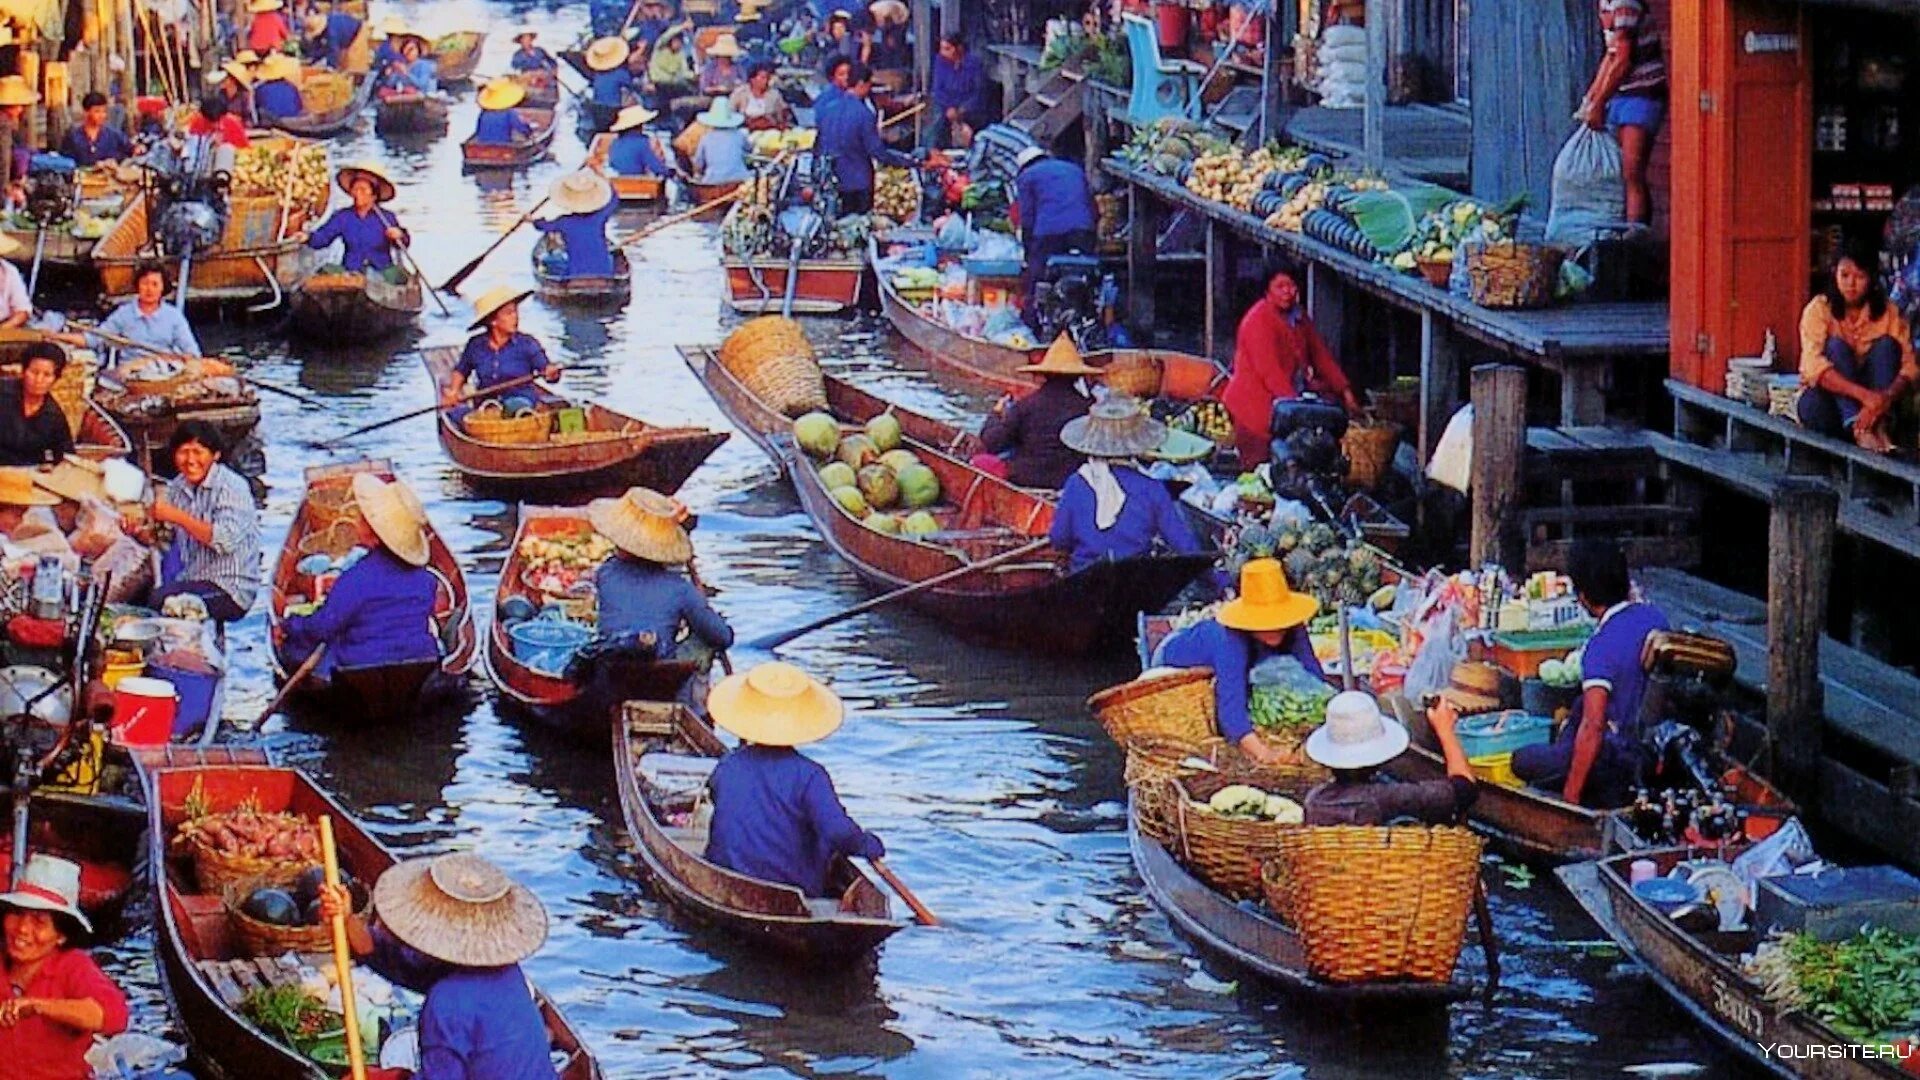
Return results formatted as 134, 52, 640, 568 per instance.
0, 665, 72, 726
112, 619, 164, 655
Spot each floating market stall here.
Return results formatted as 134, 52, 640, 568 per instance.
531, 234, 631, 305
587, 134, 666, 205
287, 268, 423, 344
720, 203, 869, 315
0, 164, 136, 275
268, 69, 377, 138
461, 109, 557, 169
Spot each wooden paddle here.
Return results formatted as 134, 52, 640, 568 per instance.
867, 857, 938, 926
617, 188, 747, 250
1473, 875, 1501, 998
308, 371, 545, 449
248, 643, 327, 732
745, 538, 1052, 650
318, 815, 370, 1080
440, 197, 552, 293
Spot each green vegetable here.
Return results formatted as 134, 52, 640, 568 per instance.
240, 985, 344, 1065
1747, 926, 1920, 1044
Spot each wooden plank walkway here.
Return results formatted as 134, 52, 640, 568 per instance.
1282, 105, 1471, 189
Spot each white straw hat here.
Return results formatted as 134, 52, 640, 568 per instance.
584, 36, 631, 72
587, 486, 692, 564
350, 472, 430, 567
0, 853, 93, 936
468, 285, 533, 330
1304, 691, 1411, 770
547, 169, 614, 215
373, 852, 547, 967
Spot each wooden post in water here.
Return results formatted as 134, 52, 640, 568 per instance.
1363, 0, 1386, 171
1126, 186, 1160, 335
1469, 364, 1527, 573
1204, 219, 1232, 360
1766, 478, 1837, 800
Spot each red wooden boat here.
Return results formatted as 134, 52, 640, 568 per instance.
723, 257, 864, 314
461, 108, 556, 168
679, 344, 1211, 654
148, 760, 602, 1079
266, 459, 477, 721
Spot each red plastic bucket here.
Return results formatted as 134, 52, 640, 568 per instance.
110, 676, 179, 747
1155, 1, 1189, 50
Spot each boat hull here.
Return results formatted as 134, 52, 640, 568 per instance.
268, 74, 376, 137
374, 92, 450, 134
462, 108, 557, 168
723, 259, 864, 314
287, 272, 422, 343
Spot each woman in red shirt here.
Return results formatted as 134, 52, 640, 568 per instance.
246, 0, 293, 54
1222, 271, 1360, 465
0, 855, 129, 1080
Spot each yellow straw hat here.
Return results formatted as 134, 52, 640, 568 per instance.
0, 76, 41, 108
221, 61, 255, 88
708, 662, 845, 747
1216, 558, 1319, 632
1015, 334, 1103, 377
247, 0, 284, 12
1058, 394, 1165, 459
350, 472, 430, 567
583, 36, 632, 72
233, 49, 262, 65
0, 467, 62, 507
609, 104, 659, 133
376, 15, 408, 38
547, 169, 614, 216
476, 78, 527, 111
587, 486, 692, 564
467, 285, 533, 330
705, 34, 742, 59
335, 163, 397, 202
257, 53, 301, 83
373, 852, 548, 968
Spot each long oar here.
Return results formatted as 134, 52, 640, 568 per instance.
441, 197, 551, 293
318, 815, 370, 1080
746, 538, 1052, 650
374, 206, 452, 317
617, 188, 747, 251
1473, 875, 1501, 999
308, 371, 544, 449
248, 643, 327, 732
866, 857, 938, 926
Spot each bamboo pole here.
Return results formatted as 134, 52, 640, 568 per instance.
317, 817, 370, 1080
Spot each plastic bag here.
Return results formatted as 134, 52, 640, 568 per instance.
92, 537, 153, 606
1402, 602, 1467, 705
1729, 817, 1818, 907
1247, 655, 1336, 735
1426, 404, 1473, 493
71, 498, 126, 560
1546, 126, 1627, 246
87, 1032, 187, 1078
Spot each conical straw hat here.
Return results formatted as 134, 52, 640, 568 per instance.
587, 486, 692, 564
373, 852, 547, 968
335, 163, 397, 202
609, 104, 659, 133
477, 79, 527, 111
584, 36, 631, 72
1058, 394, 1165, 459
468, 285, 532, 329
350, 472, 430, 567
1015, 334, 1102, 376
1216, 557, 1319, 632
707, 662, 844, 747
547, 169, 614, 215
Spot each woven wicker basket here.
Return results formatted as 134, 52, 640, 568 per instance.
1461, 241, 1565, 309
719, 317, 828, 417
1088, 669, 1216, 748
1125, 738, 1227, 844
50, 353, 95, 438
306, 483, 361, 531
1100, 353, 1163, 399
189, 836, 315, 895
1169, 770, 1314, 901
1263, 825, 1483, 983
463, 401, 550, 444
297, 519, 360, 558
1342, 418, 1402, 490
224, 874, 361, 956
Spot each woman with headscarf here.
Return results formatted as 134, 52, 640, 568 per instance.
1223, 269, 1359, 465
1046, 394, 1205, 573
0, 855, 130, 1080
0, 342, 75, 467
973, 335, 1100, 489
532, 169, 619, 280
299, 164, 409, 275
136, 419, 262, 623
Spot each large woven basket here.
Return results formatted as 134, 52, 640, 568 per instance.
224, 873, 361, 956
297, 519, 360, 559
1088, 668, 1216, 748
463, 401, 550, 444
305, 482, 361, 531
719, 316, 827, 417
1461, 241, 1564, 309
1342, 418, 1402, 490
1099, 353, 1163, 399
1167, 769, 1317, 900
1263, 825, 1483, 983
1126, 738, 1227, 844
189, 836, 315, 896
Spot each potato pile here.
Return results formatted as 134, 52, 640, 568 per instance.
174, 809, 321, 864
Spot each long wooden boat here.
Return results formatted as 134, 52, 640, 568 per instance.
613, 699, 907, 960
461, 108, 557, 168
431, 30, 487, 84
680, 344, 1211, 654
149, 761, 602, 1080
93, 192, 308, 304
93, 354, 262, 475
484, 505, 704, 733
266, 459, 476, 721
587, 133, 666, 204
1559, 849, 1906, 1079
531, 233, 631, 304
373, 91, 449, 134
422, 347, 727, 495
287, 269, 422, 343
510, 69, 562, 110
724, 257, 864, 314
684, 179, 743, 220
269, 73, 377, 138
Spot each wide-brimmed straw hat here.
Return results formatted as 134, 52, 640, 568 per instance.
351, 472, 429, 567
514, 29, 539, 43
584, 36, 631, 72
0, 853, 93, 937
869, 0, 909, 25
335, 163, 396, 202
548, 169, 614, 216
1016, 334, 1102, 377
0, 76, 41, 107
1305, 690, 1411, 771
33, 456, 108, 504
1436, 661, 1503, 715
376, 15, 408, 38
609, 104, 659, 133
696, 97, 745, 129
257, 53, 301, 83
587, 486, 692, 564
1059, 394, 1165, 459
247, 0, 283, 13
0, 467, 61, 507
467, 285, 533, 330
221, 61, 255, 88
373, 852, 547, 968
476, 79, 527, 111
705, 34, 742, 59
708, 662, 844, 747
233, 49, 262, 65
1217, 558, 1318, 632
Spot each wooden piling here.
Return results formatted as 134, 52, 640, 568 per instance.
1767, 478, 1837, 799
1469, 363, 1527, 572
1204, 219, 1232, 359
1126, 187, 1160, 335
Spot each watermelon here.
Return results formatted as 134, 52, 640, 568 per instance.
830, 485, 869, 518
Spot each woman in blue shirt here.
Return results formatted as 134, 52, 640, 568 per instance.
1047, 394, 1205, 573
379, 33, 437, 95
472, 79, 534, 144
705, 662, 885, 898
300, 164, 410, 274
441, 286, 563, 419
603, 105, 668, 176
584, 35, 637, 111
690, 98, 751, 184
509, 30, 556, 72
251, 54, 305, 120
532, 169, 618, 280
588, 486, 733, 657
319, 852, 556, 1080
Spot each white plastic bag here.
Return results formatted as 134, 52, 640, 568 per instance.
1403, 606, 1467, 705
1426, 405, 1474, 493
1546, 126, 1628, 245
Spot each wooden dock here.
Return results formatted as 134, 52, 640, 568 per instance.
1283, 105, 1471, 189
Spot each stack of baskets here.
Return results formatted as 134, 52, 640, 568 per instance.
1342, 416, 1402, 490
49, 351, 95, 437
463, 399, 551, 444
1461, 240, 1565, 310
1167, 768, 1314, 900
718, 316, 829, 417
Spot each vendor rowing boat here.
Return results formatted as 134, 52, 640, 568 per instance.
287, 269, 422, 343
268, 70, 377, 137
461, 107, 557, 168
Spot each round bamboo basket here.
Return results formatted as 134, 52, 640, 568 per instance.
1099, 353, 1163, 399
1461, 241, 1564, 310
224, 874, 364, 956
463, 401, 551, 444
188, 835, 316, 895
1342, 418, 1401, 490
1125, 738, 1227, 844
297, 519, 361, 559
1168, 769, 1317, 901
1088, 668, 1216, 748
720, 317, 827, 417
305, 483, 362, 532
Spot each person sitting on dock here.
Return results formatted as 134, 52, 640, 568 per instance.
245, 0, 292, 55
1796, 245, 1917, 454
691, 98, 752, 184
58, 93, 132, 166
973, 335, 1101, 489
250, 53, 305, 121
533, 169, 619, 281
0, 342, 75, 468
1047, 394, 1206, 573
929, 32, 990, 150
59, 263, 202, 359
699, 34, 746, 97
509, 29, 557, 72
133, 420, 261, 623
814, 63, 912, 214
317, 852, 557, 1079
303, 4, 362, 70
298, 164, 409, 275
0, 854, 129, 1079
1301, 690, 1478, 826
586, 35, 639, 113
729, 61, 790, 131
441, 286, 563, 421
1223, 269, 1360, 466
1510, 537, 1670, 808
705, 662, 886, 898
604, 105, 670, 177
1154, 559, 1324, 768
1011, 145, 1098, 318
472, 79, 535, 144
277, 473, 442, 683
379, 32, 438, 97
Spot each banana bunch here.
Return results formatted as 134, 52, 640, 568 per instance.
872, 167, 919, 224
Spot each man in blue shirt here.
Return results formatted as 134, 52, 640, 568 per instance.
584, 35, 637, 110
1048, 394, 1206, 572
251, 54, 304, 120
472, 79, 534, 143
603, 105, 668, 176
303, 6, 361, 69
929, 33, 990, 148
532, 169, 619, 280
59, 93, 133, 165
442, 286, 563, 420
508, 29, 556, 72
632, 0, 674, 48
1511, 537, 1670, 807
814, 63, 911, 214
1012, 145, 1098, 314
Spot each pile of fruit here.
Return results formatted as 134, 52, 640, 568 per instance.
792, 411, 945, 538
230, 141, 330, 215
1746, 926, 1920, 1047
1265, 178, 1329, 233
872, 167, 921, 223
517, 530, 615, 595
1205, 783, 1306, 822
1183, 145, 1297, 210
1230, 521, 1388, 609
748, 128, 817, 155
1116, 117, 1234, 179
1168, 400, 1235, 446
1396, 199, 1511, 271
174, 807, 321, 864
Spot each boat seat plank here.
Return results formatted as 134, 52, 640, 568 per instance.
805, 899, 843, 917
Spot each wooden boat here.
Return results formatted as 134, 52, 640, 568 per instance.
431, 30, 487, 84
531, 233, 631, 304
684, 179, 743, 220
287, 269, 422, 343
269, 72, 377, 138
373, 90, 449, 134
422, 348, 727, 495
510, 69, 562, 110
613, 699, 908, 960
93, 192, 307, 305
587, 134, 666, 204
149, 761, 602, 1080
266, 459, 477, 721
484, 505, 705, 732
1559, 848, 1907, 1079
724, 257, 864, 314
680, 344, 1212, 654
461, 108, 557, 168
0, 337, 137, 461
93, 357, 262, 474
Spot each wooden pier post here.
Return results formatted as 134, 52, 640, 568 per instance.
1204, 219, 1232, 360
1469, 364, 1527, 572
1767, 478, 1837, 799
1363, 0, 1386, 171
1126, 185, 1160, 335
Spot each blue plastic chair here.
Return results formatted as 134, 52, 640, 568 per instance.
1121, 13, 1205, 127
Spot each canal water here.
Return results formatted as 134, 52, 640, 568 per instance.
78, 4, 1747, 1076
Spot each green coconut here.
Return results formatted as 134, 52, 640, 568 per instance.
836, 434, 879, 470
896, 463, 942, 509
879, 449, 920, 474
830, 485, 869, 518
857, 464, 900, 510
793, 412, 840, 460
901, 510, 941, 538
817, 461, 857, 491
865, 512, 902, 535
865, 412, 904, 454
